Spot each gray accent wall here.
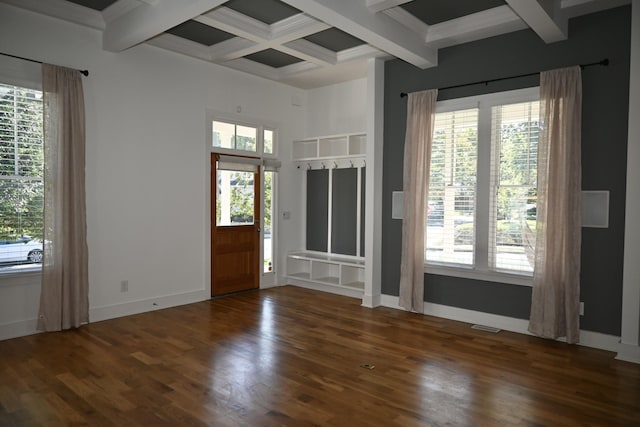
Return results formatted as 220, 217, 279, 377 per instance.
331, 168, 358, 255
361, 167, 366, 257
382, 6, 631, 336
307, 169, 328, 252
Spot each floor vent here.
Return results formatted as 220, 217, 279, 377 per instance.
471, 324, 501, 333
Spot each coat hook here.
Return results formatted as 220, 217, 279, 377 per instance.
321, 162, 326, 169
307, 163, 311, 170
333, 161, 338, 169
349, 160, 354, 168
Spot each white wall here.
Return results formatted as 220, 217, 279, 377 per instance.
305, 78, 367, 137
0, 4, 305, 338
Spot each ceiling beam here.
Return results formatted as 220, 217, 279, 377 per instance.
280, 0, 437, 68
1, 0, 105, 30
103, 0, 228, 52
366, 0, 412, 14
426, 6, 528, 49
506, 0, 567, 43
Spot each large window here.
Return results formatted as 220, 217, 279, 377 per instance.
425, 88, 539, 280
0, 83, 43, 273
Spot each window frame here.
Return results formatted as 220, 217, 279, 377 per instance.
424, 87, 540, 287
0, 81, 44, 278
208, 115, 278, 158
205, 111, 279, 284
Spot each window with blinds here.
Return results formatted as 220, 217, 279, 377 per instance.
490, 101, 539, 273
427, 108, 478, 266
0, 83, 43, 270
424, 87, 539, 280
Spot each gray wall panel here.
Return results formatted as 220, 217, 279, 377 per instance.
361, 167, 366, 257
382, 6, 631, 335
331, 168, 358, 255
307, 169, 329, 252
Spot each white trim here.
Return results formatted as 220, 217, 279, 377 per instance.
90, 289, 209, 323
288, 278, 363, 299
0, 318, 39, 341
337, 44, 388, 64
327, 168, 333, 253
505, 0, 567, 43
380, 294, 621, 352
367, 0, 413, 13
616, 343, 640, 364
283, 39, 337, 66
383, 7, 429, 40
425, 6, 528, 49
363, 58, 384, 308
424, 264, 533, 286
621, 0, 640, 349
0, 271, 41, 288
1, 0, 105, 30
435, 86, 540, 112
146, 33, 213, 61
2, 288, 209, 341
356, 167, 362, 257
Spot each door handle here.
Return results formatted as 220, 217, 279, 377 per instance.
257, 227, 261, 232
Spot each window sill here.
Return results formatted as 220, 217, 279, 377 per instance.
424, 263, 533, 287
0, 268, 42, 288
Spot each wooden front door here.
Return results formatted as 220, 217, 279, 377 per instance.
211, 154, 261, 296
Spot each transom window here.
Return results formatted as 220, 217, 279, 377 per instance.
211, 119, 276, 156
425, 88, 539, 282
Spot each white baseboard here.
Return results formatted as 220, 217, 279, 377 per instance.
381, 295, 622, 353
616, 342, 640, 363
288, 279, 363, 299
90, 289, 210, 323
0, 318, 39, 341
361, 294, 381, 308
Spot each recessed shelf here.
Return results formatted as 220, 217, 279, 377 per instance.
292, 132, 365, 161
286, 251, 365, 296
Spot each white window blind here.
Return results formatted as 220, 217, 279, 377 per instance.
490, 101, 539, 273
426, 108, 478, 266
424, 88, 540, 282
0, 83, 43, 268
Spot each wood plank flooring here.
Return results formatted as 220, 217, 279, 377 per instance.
1, 286, 639, 426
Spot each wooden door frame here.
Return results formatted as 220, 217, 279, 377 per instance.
211, 153, 261, 296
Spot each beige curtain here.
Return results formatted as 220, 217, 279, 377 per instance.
399, 89, 438, 313
528, 66, 582, 343
37, 64, 89, 331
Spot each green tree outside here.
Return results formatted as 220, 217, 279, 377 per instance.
0, 85, 43, 241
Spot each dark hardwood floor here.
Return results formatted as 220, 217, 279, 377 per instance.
1, 286, 639, 426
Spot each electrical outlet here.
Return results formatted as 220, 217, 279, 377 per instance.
120, 280, 129, 292
580, 302, 584, 316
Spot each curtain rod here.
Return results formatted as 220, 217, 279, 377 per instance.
0, 52, 89, 76
399, 58, 608, 98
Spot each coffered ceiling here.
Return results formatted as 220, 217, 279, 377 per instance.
1, 0, 630, 88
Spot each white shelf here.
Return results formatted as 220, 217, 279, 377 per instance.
292, 132, 366, 161
286, 251, 365, 295
292, 139, 318, 160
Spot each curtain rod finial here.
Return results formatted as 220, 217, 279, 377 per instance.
400, 92, 407, 98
